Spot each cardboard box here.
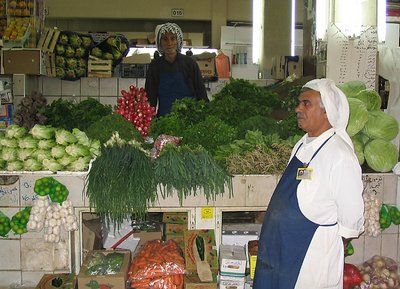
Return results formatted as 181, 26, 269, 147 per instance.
78, 250, 131, 289
271, 55, 303, 80
221, 229, 259, 267
165, 234, 184, 249
194, 52, 216, 78
35, 273, 76, 289
163, 212, 188, 224
165, 223, 188, 235
219, 278, 245, 289
122, 54, 151, 64
1, 48, 46, 75
184, 229, 218, 274
219, 245, 247, 278
102, 220, 162, 257
184, 273, 217, 289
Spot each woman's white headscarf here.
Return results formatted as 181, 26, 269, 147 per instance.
302, 78, 354, 151
155, 23, 183, 54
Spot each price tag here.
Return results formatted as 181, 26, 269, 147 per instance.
201, 207, 214, 219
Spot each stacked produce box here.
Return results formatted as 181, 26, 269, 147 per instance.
2, 0, 43, 48
163, 212, 188, 250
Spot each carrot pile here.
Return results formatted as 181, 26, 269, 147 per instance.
128, 239, 185, 289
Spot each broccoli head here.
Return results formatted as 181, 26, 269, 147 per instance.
69, 34, 82, 48
81, 36, 93, 48
56, 67, 66, 78
58, 34, 69, 45
66, 58, 78, 69
55, 44, 65, 56
91, 47, 103, 58
75, 46, 87, 58
55, 56, 66, 67
65, 46, 75, 58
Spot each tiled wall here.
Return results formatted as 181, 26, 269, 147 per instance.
12, 76, 148, 109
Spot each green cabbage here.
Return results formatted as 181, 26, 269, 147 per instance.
24, 159, 43, 171
51, 145, 67, 159
72, 128, 91, 147
7, 160, 24, 171
17, 148, 36, 161
0, 138, 18, 148
2, 147, 17, 161
38, 139, 57, 150
55, 129, 78, 145
354, 89, 382, 111
30, 124, 55, 140
5, 125, 26, 139
68, 156, 91, 171
351, 134, 365, 165
362, 110, 399, 141
42, 158, 62, 172
32, 149, 52, 162
338, 80, 366, 98
65, 143, 90, 158
346, 98, 368, 137
364, 139, 399, 172
18, 136, 38, 149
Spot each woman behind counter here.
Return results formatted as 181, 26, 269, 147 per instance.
145, 22, 209, 117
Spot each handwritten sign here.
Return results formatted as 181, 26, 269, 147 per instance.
0, 184, 19, 206
326, 24, 378, 89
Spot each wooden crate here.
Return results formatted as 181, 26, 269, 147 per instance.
88, 58, 112, 77
37, 27, 60, 52
45, 52, 56, 77
37, 27, 60, 77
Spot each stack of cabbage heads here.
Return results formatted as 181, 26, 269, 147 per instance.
341, 80, 399, 172
0, 124, 101, 172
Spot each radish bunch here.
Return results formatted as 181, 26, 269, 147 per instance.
116, 85, 156, 137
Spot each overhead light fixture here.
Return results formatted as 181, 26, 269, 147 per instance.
377, 0, 386, 42
316, 0, 331, 40
252, 0, 264, 64
291, 0, 296, 55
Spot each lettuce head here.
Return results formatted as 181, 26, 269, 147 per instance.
364, 139, 399, 172
346, 98, 368, 137
338, 80, 366, 98
362, 110, 399, 141
354, 89, 382, 111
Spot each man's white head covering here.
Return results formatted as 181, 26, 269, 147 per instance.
155, 22, 183, 54
302, 78, 354, 151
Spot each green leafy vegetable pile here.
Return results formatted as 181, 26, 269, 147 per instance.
0, 124, 100, 172
343, 80, 399, 173
149, 78, 304, 175
42, 98, 112, 132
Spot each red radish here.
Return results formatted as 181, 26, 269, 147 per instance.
116, 85, 156, 137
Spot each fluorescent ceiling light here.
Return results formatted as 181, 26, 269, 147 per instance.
252, 0, 263, 64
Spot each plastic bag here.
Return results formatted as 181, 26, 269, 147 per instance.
128, 240, 185, 288
358, 255, 400, 289
150, 134, 182, 160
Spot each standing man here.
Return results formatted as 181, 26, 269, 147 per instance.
145, 23, 208, 117
253, 78, 364, 289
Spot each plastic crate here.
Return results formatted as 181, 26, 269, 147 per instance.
120, 63, 149, 78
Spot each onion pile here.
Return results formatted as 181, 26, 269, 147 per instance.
116, 85, 156, 137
